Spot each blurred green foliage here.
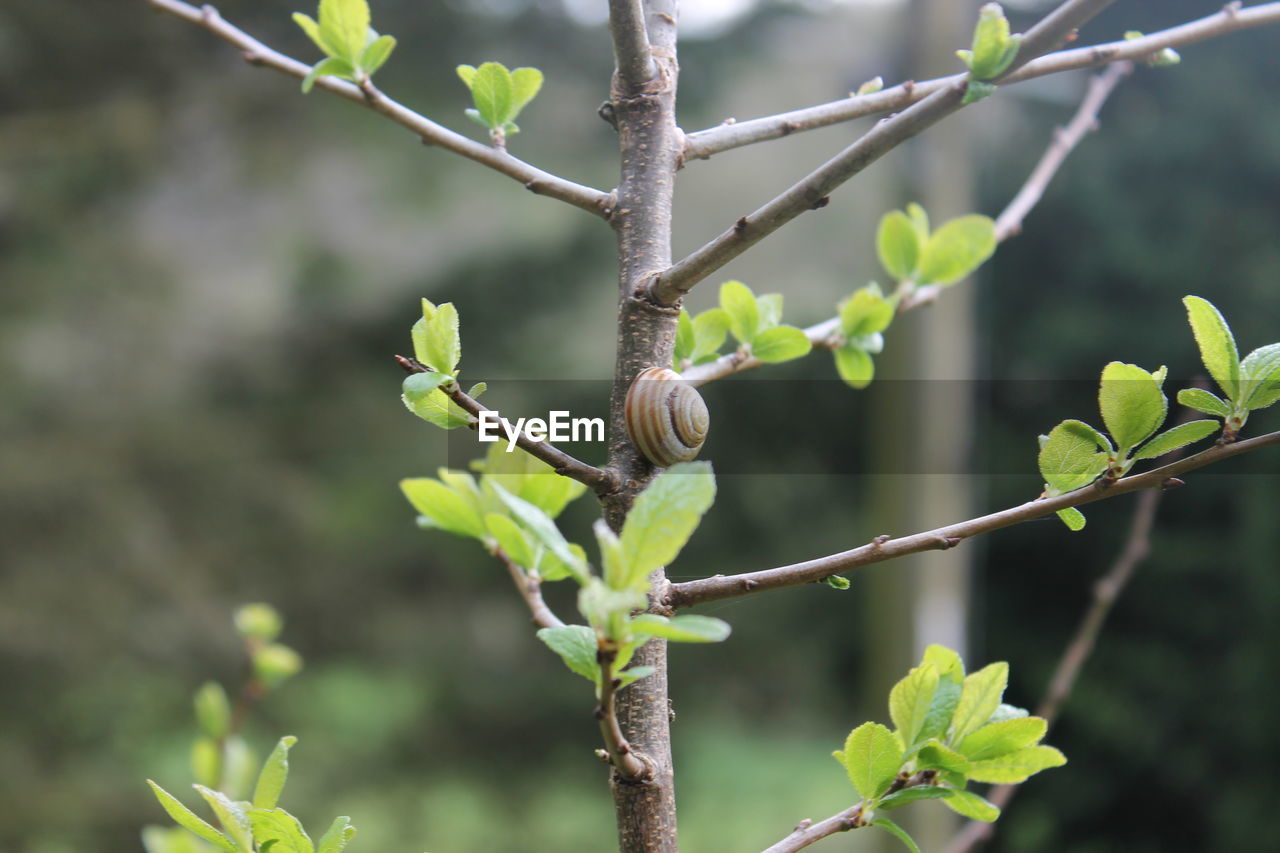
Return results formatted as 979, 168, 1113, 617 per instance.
3, 0, 1279, 851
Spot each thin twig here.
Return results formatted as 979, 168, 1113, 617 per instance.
495, 549, 565, 630
760, 770, 935, 853
683, 1, 1278, 161
145, 0, 614, 218
995, 61, 1131, 240
395, 355, 618, 495
664, 428, 1280, 608
596, 650, 652, 781
682, 62, 1129, 387
608, 0, 656, 87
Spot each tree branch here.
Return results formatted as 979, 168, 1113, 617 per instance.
595, 650, 654, 782
681, 61, 1129, 386
608, 0, 657, 88
683, 1, 1279, 162
664, 428, 1280, 609
395, 355, 618, 495
495, 549, 565, 631
760, 770, 935, 853
145, 0, 615, 218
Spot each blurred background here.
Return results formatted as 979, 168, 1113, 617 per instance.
3, 0, 1279, 850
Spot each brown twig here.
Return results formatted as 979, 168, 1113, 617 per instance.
682, 1, 1278, 162
608, 0, 656, 87
664, 428, 1280, 608
596, 650, 652, 781
495, 549, 565, 631
145, 0, 614, 218
395, 355, 618, 495
760, 770, 935, 853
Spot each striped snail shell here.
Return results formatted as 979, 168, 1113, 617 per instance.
625, 367, 710, 467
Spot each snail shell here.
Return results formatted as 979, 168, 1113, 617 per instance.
625, 367, 710, 467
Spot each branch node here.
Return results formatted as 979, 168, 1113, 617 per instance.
733, 216, 749, 234
810, 196, 831, 210
741, 578, 759, 591
594, 748, 611, 763
794, 819, 812, 832
1224, 1, 1243, 16
200, 4, 219, 23
1160, 477, 1185, 491
872, 534, 892, 546
937, 535, 962, 550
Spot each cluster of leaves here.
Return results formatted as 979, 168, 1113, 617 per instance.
1037, 296, 1280, 530
148, 737, 354, 853
457, 62, 544, 145
956, 3, 1022, 103
144, 606, 336, 853
398, 303, 730, 694
832, 284, 894, 389
832, 645, 1064, 852
673, 280, 812, 370
293, 0, 396, 93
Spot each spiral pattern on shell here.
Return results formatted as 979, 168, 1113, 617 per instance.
625, 367, 710, 468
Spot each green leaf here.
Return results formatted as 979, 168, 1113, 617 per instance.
422, 301, 461, 375
1038, 420, 1109, 494
877, 786, 954, 810
752, 326, 812, 363
618, 462, 716, 588
966, 745, 1067, 784
489, 482, 584, 578
536, 541, 587, 583
616, 665, 656, 688
869, 818, 921, 853
193, 682, 231, 740
318, 0, 369, 62
1177, 387, 1231, 418
691, 308, 730, 360
940, 788, 1001, 822
194, 786, 254, 853
963, 3, 1021, 79
988, 703, 1030, 724
835, 722, 902, 800
906, 203, 929, 241
1133, 419, 1219, 461
221, 736, 258, 802
316, 817, 357, 853
916, 215, 996, 287
247, 808, 314, 853
468, 62, 514, 129
918, 675, 962, 745
253, 643, 303, 689
301, 56, 355, 93
1099, 362, 1167, 452
292, 13, 343, 58
536, 625, 601, 684
628, 614, 731, 643
146, 781, 238, 853
480, 440, 587, 519
402, 384, 470, 429
889, 664, 940, 750
509, 67, 544, 114
823, 575, 851, 590
402, 372, 449, 407
485, 513, 535, 567
834, 345, 875, 389
1241, 343, 1280, 410
360, 34, 396, 76
674, 310, 696, 367
921, 644, 965, 682
962, 80, 999, 104
252, 736, 298, 810
191, 737, 220, 788
840, 286, 895, 338
456, 64, 477, 88
756, 293, 783, 331
1056, 507, 1087, 531
1183, 296, 1240, 402
915, 740, 971, 774
720, 280, 760, 344
877, 210, 921, 280
957, 716, 1047, 761
950, 661, 1008, 743
400, 478, 487, 540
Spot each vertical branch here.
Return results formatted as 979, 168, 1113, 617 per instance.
602, 2, 684, 852
609, 0, 658, 87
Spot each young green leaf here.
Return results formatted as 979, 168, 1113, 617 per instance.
674, 309, 696, 367
915, 740, 970, 775
510, 68, 543, 113
835, 345, 875, 389
962, 80, 999, 105
877, 210, 921, 281
194, 786, 254, 853
480, 440, 587, 519
889, 664, 940, 751
869, 817, 922, 853
252, 736, 298, 810
247, 807, 314, 853
485, 513, 535, 567
628, 614, 732, 643
488, 482, 584, 578
421, 301, 461, 375
752, 326, 812, 363
1099, 362, 1168, 452
720, 280, 760, 344
840, 286, 895, 338
191, 737, 221, 788
1132, 419, 1219, 461
301, 57, 356, 93
1056, 506, 1087, 531
320, 0, 369, 62
756, 293, 783, 331
1038, 420, 1109, 494
1177, 387, 1232, 418
316, 817, 357, 853
618, 462, 716, 589
402, 372, 450, 406
916, 215, 996, 287
823, 575, 851, 590
877, 786, 953, 810
146, 781, 239, 853
536, 625, 601, 684
835, 723, 902, 801
1183, 295, 1240, 401
917, 673, 962, 746
956, 716, 1047, 761
616, 665, 657, 689
960, 3, 1022, 80
360, 34, 396, 76
965, 745, 1066, 784
1240, 342, 1280, 410
468, 62, 514, 129
400, 478, 487, 540
950, 661, 1008, 743
402, 382, 471, 429
921, 644, 965, 682
692, 308, 730, 362
940, 788, 1001, 822
906, 203, 929, 241
194, 682, 231, 740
